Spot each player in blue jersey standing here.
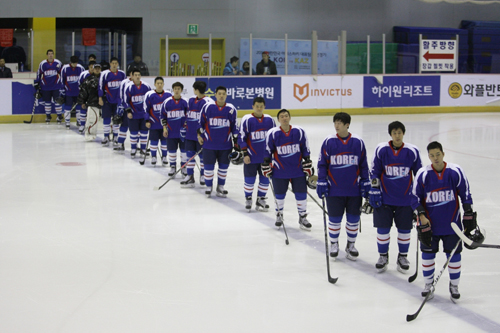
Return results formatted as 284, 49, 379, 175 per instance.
181, 81, 214, 188
35, 49, 63, 124
160, 82, 188, 174
60, 56, 85, 129
262, 109, 313, 230
98, 57, 126, 146
144, 77, 172, 166
369, 121, 422, 273
112, 73, 133, 152
197, 86, 238, 198
316, 112, 370, 260
238, 97, 276, 212
411, 141, 478, 302
123, 69, 152, 158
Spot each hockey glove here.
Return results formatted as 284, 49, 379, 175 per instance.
316, 179, 329, 198
361, 199, 373, 214
33, 82, 40, 92
261, 158, 272, 178
125, 108, 133, 116
462, 210, 477, 236
112, 114, 123, 125
180, 126, 187, 142
417, 224, 433, 247
369, 188, 382, 208
232, 136, 240, 152
55, 96, 65, 105
117, 106, 124, 117
161, 118, 168, 127
360, 179, 371, 199
302, 157, 314, 177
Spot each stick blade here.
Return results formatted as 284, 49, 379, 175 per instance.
408, 273, 417, 283
153, 186, 160, 191
328, 277, 338, 284
23, 120, 32, 124
406, 313, 418, 322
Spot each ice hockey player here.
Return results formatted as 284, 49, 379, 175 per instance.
98, 57, 126, 146
237, 96, 276, 212
77, 60, 97, 131
369, 121, 422, 273
411, 141, 477, 303
181, 81, 214, 188
262, 109, 313, 230
77, 63, 102, 141
144, 77, 172, 166
123, 69, 152, 158
197, 86, 238, 197
59, 55, 85, 129
160, 81, 188, 174
35, 49, 63, 124
316, 112, 370, 260
112, 72, 133, 152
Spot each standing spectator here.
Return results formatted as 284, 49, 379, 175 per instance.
256, 51, 277, 75
126, 54, 149, 76
0, 58, 13, 78
223, 56, 241, 75
1, 38, 27, 71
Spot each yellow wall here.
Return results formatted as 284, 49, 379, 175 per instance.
30, 18, 56, 68
160, 38, 225, 76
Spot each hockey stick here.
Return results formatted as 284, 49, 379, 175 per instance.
23, 98, 38, 124
408, 238, 419, 283
406, 239, 461, 322
139, 139, 150, 165
269, 177, 289, 245
322, 197, 338, 284
154, 148, 203, 191
451, 223, 499, 249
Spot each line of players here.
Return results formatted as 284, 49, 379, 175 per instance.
35, 50, 482, 303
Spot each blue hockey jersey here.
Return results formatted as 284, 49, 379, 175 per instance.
124, 80, 152, 120
144, 90, 172, 130
61, 64, 85, 96
185, 96, 214, 141
36, 59, 63, 91
160, 97, 188, 137
198, 102, 238, 150
238, 113, 276, 164
98, 69, 127, 104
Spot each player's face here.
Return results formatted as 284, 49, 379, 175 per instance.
93, 67, 101, 76
173, 86, 182, 97
390, 128, 404, 146
334, 120, 349, 136
262, 54, 269, 63
216, 89, 227, 105
278, 112, 290, 127
0, 59, 5, 67
428, 148, 445, 169
110, 60, 119, 71
132, 72, 141, 84
47, 52, 54, 61
252, 102, 265, 117
155, 80, 164, 92
88, 65, 94, 74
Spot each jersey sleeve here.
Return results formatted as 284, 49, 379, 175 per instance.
98, 71, 106, 97
370, 145, 384, 180
454, 165, 473, 208
299, 127, 311, 159
358, 139, 369, 181
238, 116, 249, 150
264, 129, 276, 161
410, 168, 426, 211
230, 105, 238, 136
317, 138, 330, 180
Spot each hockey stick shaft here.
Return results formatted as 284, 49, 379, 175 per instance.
139, 139, 149, 165
155, 147, 203, 191
269, 177, 289, 245
406, 239, 461, 322
23, 99, 37, 124
322, 197, 338, 284
408, 237, 419, 283
451, 223, 500, 249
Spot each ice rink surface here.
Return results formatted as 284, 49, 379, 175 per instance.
0, 112, 499, 332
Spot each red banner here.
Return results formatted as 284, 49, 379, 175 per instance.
82, 28, 96, 46
0, 29, 14, 47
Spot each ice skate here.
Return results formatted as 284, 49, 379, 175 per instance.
345, 241, 359, 261
151, 156, 157, 166
245, 196, 252, 212
376, 254, 388, 273
162, 156, 168, 166
130, 149, 137, 159
101, 137, 109, 146
200, 175, 206, 186
205, 187, 212, 198
113, 143, 125, 152
255, 197, 269, 212
168, 166, 176, 177
180, 175, 195, 188
397, 253, 410, 274
298, 214, 312, 231
422, 283, 434, 300
45, 114, 52, 124
275, 213, 283, 227
330, 242, 339, 259
449, 283, 460, 303
216, 185, 228, 198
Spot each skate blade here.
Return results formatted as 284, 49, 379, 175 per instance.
299, 225, 312, 232
377, 266, 388, 273
397, 266, 409, 274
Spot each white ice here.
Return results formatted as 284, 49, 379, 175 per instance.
0, 112, 499, 332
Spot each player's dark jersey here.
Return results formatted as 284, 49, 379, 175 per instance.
159, 96, 188, 137
239, 114, 276, 164
144, 90, 172, 130
198, 102, 238, 150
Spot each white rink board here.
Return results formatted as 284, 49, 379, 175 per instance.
0, 80, 12, 116
440, 74, 500, 107
281, 75, 363, 109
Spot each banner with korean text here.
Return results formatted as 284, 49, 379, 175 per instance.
440, 75, 500, 106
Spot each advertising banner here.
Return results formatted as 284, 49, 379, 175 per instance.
196, 77, 281, 110
281, 76, 363, 110
363, 76, 440, 107
440, 75, 500, 106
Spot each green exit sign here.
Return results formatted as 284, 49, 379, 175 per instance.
187, 24, 198, 35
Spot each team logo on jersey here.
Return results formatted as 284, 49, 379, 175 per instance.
277, 143, 300, 157
294, 83, 309, 102
425, 187, 456, 207
45, 70, 58, 77
330, 153, 358, 168
153, 104, 162, 111
384, 165, 410, 179
209, 118, 230, 128
186, 110, 201, 120
108, 81, 121, 88
250, 130, 267, 142
167, 110, 184, 119
448, 82, 462, 99
132, 95, 145, 103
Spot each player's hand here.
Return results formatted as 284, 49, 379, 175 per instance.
98, 97, 104, 106
462, 210, 477, 235
316, 179, 329, 198
417, 223, 432, 247
81, 104, 87, 109
163, 129, 168, 138
261, 160, 272, 178
302, 157, 314, 177
360, 179, 371, 199
198, 135, 204, 145
145, 121, 151, 129
369, 187, 382, 208
243, 156, 251, 164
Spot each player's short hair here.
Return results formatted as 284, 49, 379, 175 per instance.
172, 81, 184, 90
215, 86, 227, 93
70, 56, 79, 64
88, 60, 96, 67
110, 57, 119, 63
277, 109, 290, 119
131, 69, 141, 75
46, 49, 54, 55
193, 81, 207, 94
388, 121, 406, 135
230, 56, 239, 63
154, 76, 164, 83
427, 141, 443, 153
253, 97, 265, 106
88, 54, 96, 60
333, 112, 351, 125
